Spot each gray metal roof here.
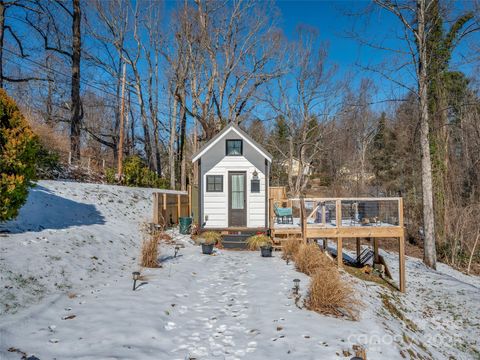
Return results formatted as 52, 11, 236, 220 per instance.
191, 122, 273, 162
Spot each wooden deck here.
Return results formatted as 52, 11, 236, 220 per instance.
269, 196, 406, 292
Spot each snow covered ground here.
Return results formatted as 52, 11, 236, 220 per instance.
0, 181, 479, 360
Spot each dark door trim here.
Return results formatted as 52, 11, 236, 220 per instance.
228, 171, 247, 227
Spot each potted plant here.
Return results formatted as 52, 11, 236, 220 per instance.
199, 231, 222, 255
246, 234, 273, 257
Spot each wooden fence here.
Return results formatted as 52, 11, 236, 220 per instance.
152, 186, 191, 226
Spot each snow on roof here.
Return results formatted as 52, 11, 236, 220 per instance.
191, 123, 272, 163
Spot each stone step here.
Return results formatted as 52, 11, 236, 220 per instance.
223, 240, 248, 250
222, 234, 252, 250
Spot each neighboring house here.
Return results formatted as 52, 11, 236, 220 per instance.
338, 166, 375, 183
280, 157, 313, 176
192, 123, 272, 230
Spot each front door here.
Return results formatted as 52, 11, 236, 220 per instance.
228, 172, 246, 227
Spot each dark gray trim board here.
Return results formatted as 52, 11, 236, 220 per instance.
228, 171, 247, 227
198, 159, 202, 227
265, 158, 269, 229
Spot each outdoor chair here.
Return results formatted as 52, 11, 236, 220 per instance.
273, 202, 293, 224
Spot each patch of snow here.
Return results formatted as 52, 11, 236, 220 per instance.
0, 180, 478, 359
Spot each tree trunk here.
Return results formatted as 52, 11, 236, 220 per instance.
45, 53, 54, 125
70, 0, 82, 163
418, 0, 437, 269
169, 97, 178, 189
193, 117, 198, 185
0, 1, 5, 89
179, 87, 187, 191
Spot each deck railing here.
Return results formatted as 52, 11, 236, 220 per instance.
269, 196, 406, 293
269, 197, 404, 232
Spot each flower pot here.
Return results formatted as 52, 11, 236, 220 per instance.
202, 243, 214, 255
260, 246, 273, 257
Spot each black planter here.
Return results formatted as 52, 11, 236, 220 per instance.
202, 243, 214, 255
260, 246, 273, 257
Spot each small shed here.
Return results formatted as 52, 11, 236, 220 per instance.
192, 123, 272, 230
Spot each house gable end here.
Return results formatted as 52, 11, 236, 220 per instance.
191, 124, 272, 163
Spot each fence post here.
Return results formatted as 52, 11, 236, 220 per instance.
162, 193, 167, 226
187, 185, 192, 217
300, 197, 307, 244
153, 193, 159, 224
177, 194, 181, 223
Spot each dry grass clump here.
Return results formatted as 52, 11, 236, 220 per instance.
294, 243, 333, 275
246, 234, 272, 250
140, 235, 160, 268
306, 267, 360, 320
281, 239, 301, 260
199, 231, 222, 246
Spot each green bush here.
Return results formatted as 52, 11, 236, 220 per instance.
35, 146, 61, 179
104, 167, 116, 184
0, 89, 39, 221
122, 155, 169, 188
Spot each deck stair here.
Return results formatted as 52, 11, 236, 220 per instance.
271, 231, 303, 251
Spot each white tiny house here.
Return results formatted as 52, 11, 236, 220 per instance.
192, 124, 272, 230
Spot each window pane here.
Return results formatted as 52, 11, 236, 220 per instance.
207, 175, 223, 192
251, 179, 260, 192
227, 140, 242, 155
231, 174, 244, 209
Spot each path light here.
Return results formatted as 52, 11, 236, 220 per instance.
293, 278, 300, 295
132, 271, 140, 291
174, 246, 180, 258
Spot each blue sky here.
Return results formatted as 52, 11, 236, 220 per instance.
274, 0, 478, 110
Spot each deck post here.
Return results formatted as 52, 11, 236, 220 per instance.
337, 237, 343, 267
373, 238, 379, 264
356, 238, 361, 263
321, 202, 326, 226
335, 199, 341, 228
269, 198, 274, 229
399, 233, 406, 293
398, 197, 404, 227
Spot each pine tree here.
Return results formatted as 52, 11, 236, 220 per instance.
369, 113, 397, 194
0, 89, 38, 221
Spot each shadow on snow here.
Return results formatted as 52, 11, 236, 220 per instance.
1, 185, 105, 233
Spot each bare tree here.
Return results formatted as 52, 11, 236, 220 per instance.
266, 27, 337, 196
121, 1, 153, 169
173, 0, 286, 141
70, 0, 82, 163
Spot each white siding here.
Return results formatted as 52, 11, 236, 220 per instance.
201, 132, 267, 228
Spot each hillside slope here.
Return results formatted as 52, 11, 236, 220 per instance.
0, 180, 159, 314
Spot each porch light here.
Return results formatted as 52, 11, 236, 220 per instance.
293, 278, 300, 295
252, 170, 258, 179
132, 271, 140, 291
174, 246, 180, 258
